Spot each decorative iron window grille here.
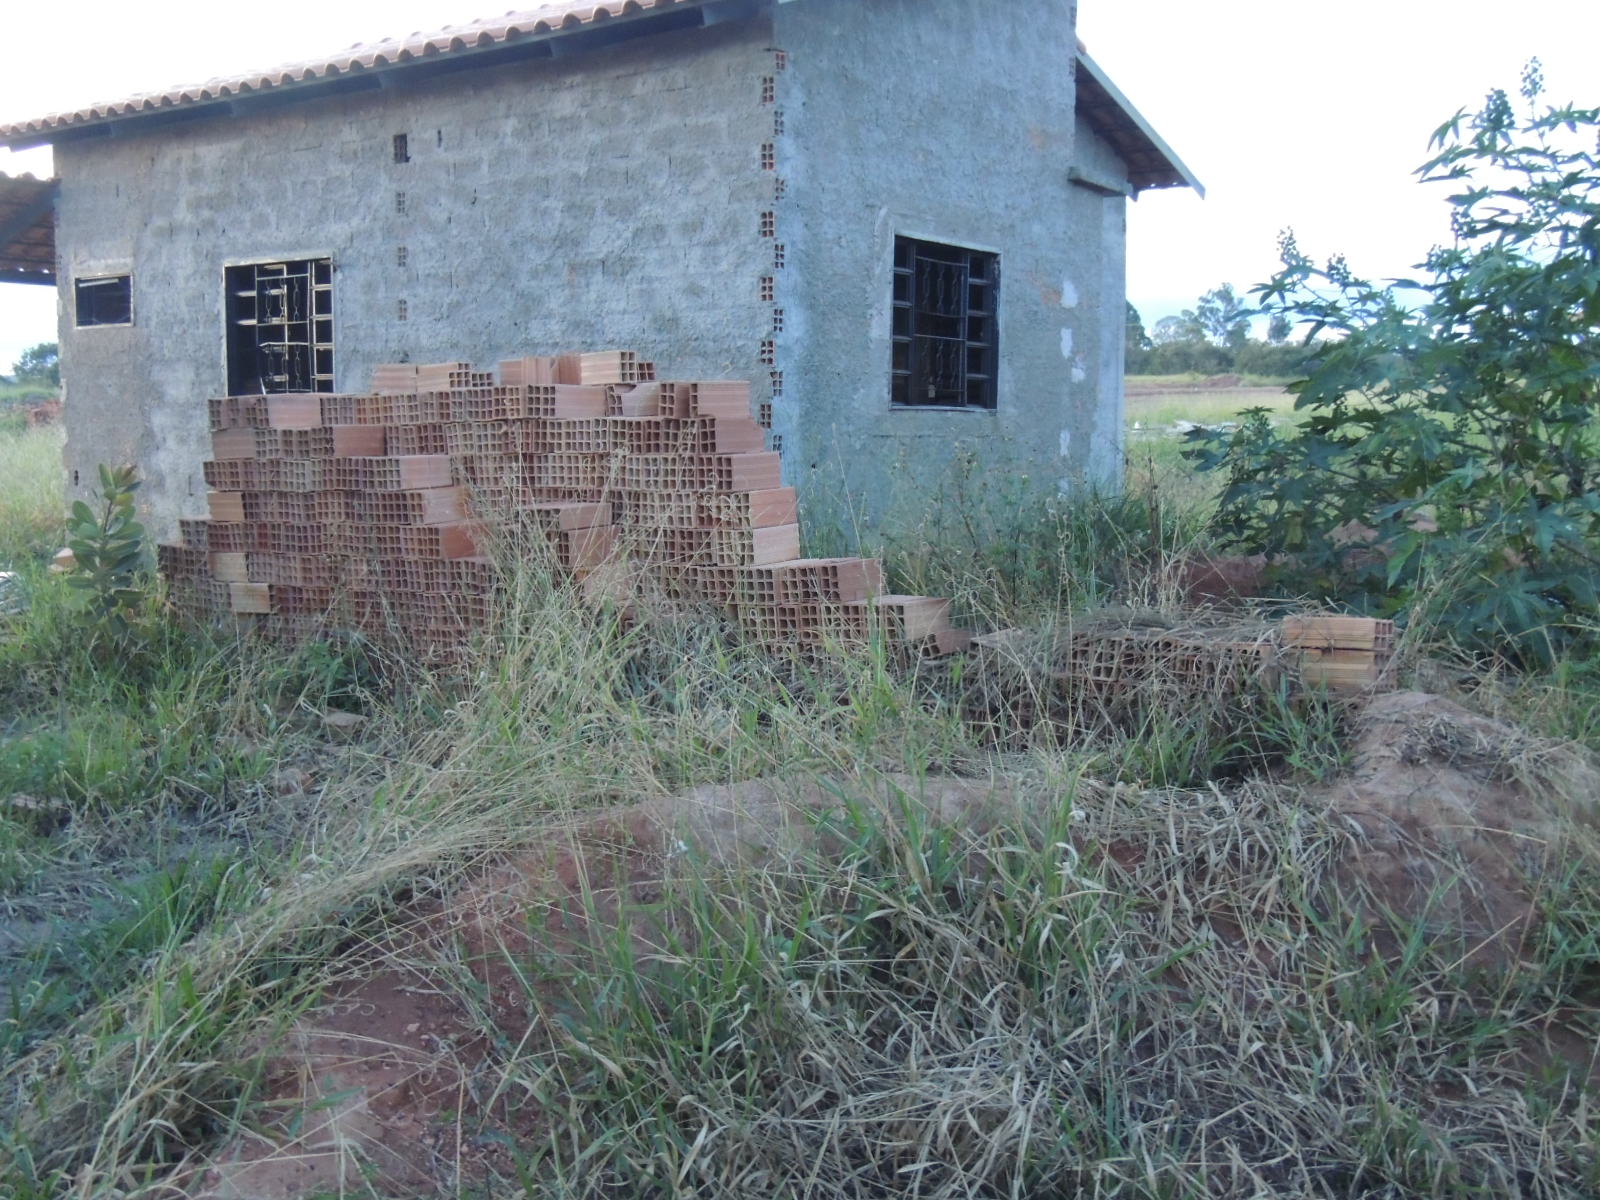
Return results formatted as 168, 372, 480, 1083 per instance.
74, 275, 132, 327
225, 259, 334, 394
891, 237, 997, 410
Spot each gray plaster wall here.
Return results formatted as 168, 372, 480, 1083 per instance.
771, 0, 1128, 532
1069, 120, 1132, 490
54, 16, 778, 538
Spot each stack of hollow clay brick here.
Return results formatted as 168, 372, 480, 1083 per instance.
969, 614, 1396, 699
157, 350, 971, 658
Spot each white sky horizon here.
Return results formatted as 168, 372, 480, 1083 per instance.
2, 0, 1596, 375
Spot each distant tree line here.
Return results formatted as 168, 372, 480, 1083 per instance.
4, 342, 60, 388
1126, 286, 1308, 377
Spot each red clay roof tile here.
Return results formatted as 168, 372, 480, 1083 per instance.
0, 2, 705, 144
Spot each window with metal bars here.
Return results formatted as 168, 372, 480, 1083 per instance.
891, 237, 997, 410
225, 259, 334, 394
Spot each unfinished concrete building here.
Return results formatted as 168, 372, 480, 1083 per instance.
0, 0, 1199, 539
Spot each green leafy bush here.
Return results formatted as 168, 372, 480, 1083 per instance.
64, 464, 152, 650
1188, 63, 1600, 664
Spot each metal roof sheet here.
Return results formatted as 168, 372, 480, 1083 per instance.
0, 1, 709, 147
0, 172, 56, 283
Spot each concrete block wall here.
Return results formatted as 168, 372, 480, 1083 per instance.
771, 0, 1127, 530
53, 15, 778, 539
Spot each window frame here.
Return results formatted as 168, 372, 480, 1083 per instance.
224, 257, 335, 395
890, 236, 999, 412
74, 274, 133, 328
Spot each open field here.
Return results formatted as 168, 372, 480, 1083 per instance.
1121, 378, 1301, 519
0, 423, 63, 562
3, 418, 1599, 1198
1125, 377, 1298, 432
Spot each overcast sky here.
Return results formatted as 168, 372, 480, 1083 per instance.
2, 0, 1597, 373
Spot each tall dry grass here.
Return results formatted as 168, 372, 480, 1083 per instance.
3, 434, 1598, 1197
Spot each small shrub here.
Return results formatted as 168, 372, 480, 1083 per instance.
64, 464, 152, 653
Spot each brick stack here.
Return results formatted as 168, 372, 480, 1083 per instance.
968, 614, 1396, 700
1281, 616, 1396, 691
157, 349, 968, 659
158, 386, 490, 649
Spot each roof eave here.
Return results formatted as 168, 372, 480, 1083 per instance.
0, 174, 58, 284
0, 0, 746, 151
1075, 50, 1204, 199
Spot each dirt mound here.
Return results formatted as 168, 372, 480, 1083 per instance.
194, 700, 1599, 1196
1314, 691, 1600, 966
194, 777, 1013, 1198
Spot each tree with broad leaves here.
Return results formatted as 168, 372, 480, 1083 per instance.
1181, 284, 1251, 349
11, 342, 59, 386
1187, 60, 1600, 664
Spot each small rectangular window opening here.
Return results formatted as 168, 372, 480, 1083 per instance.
393, 133, 410, 163
890, 236, 998, 411
225, 258, 334, 395
75, 275, 132, 327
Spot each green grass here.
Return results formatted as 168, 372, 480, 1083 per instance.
1, 419, 1598, 1197
1126, 384, 1298, 431
1128, 371, 1301, 390
478, 766, 1600, 1197
0, 424, 64, 564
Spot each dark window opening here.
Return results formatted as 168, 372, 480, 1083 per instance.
891, 237, 997, 410
226, 259, 334, 395
75, 275, 132, 327
393, 133, 410, 163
